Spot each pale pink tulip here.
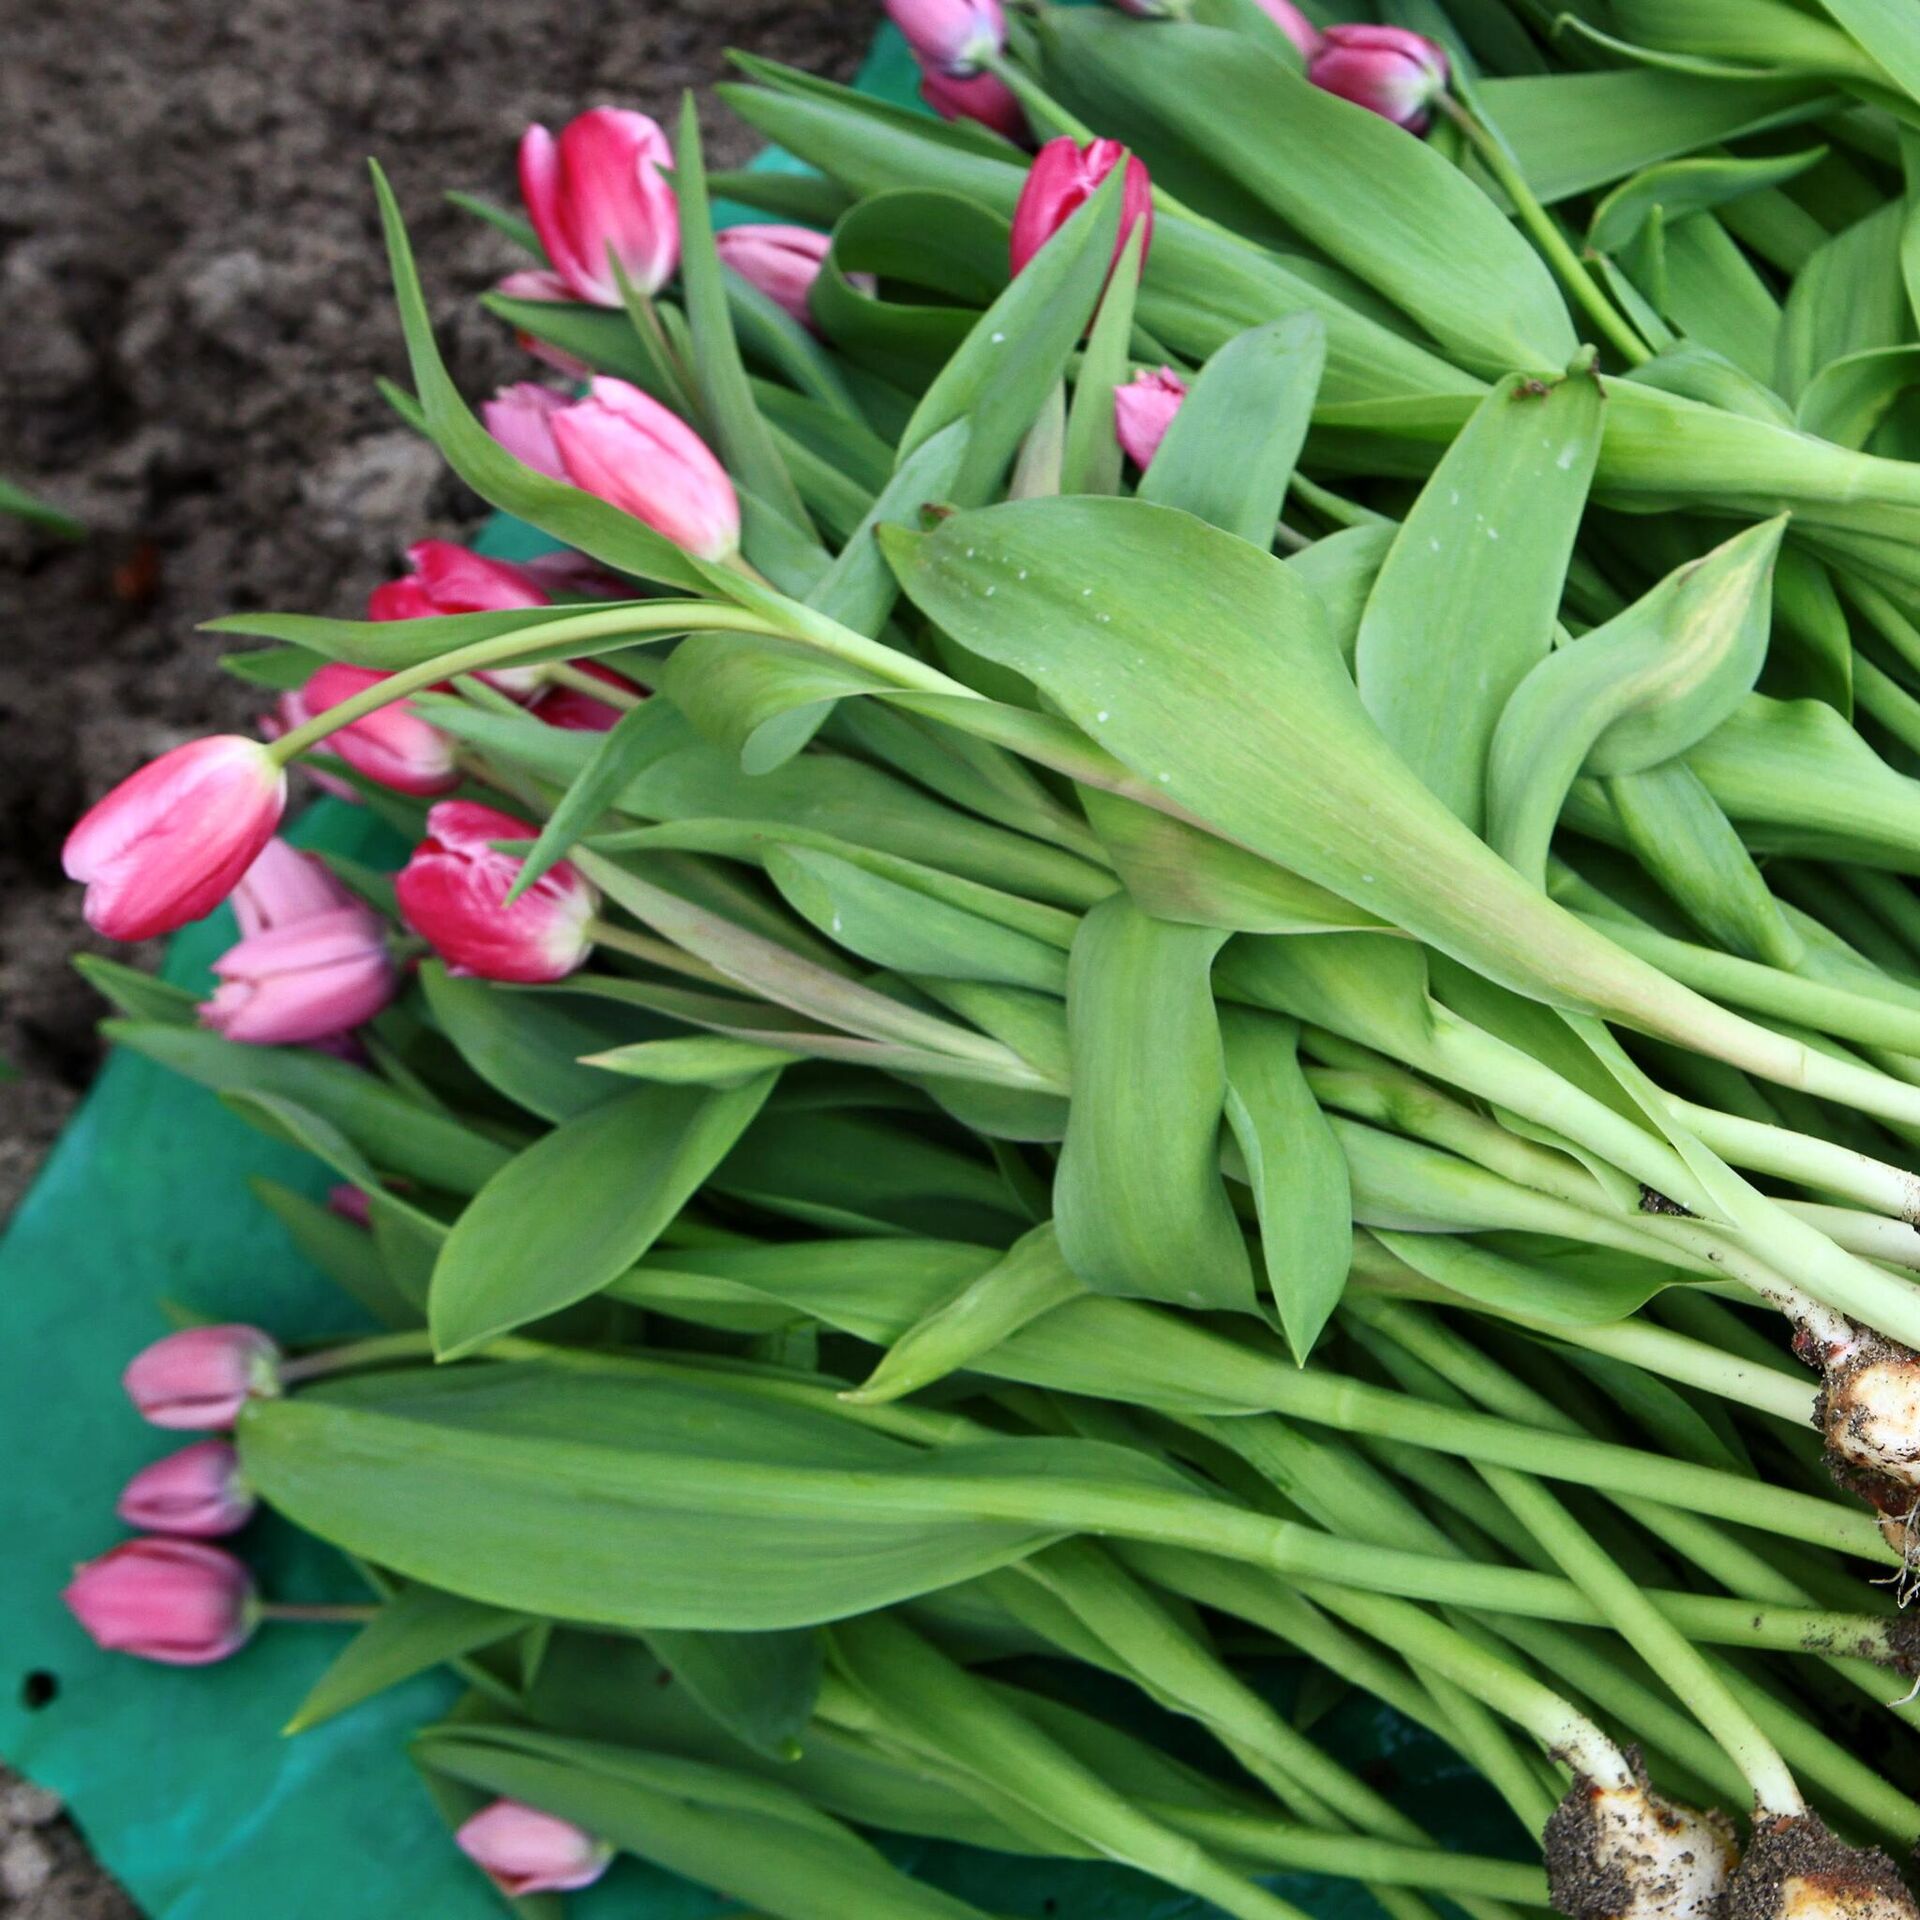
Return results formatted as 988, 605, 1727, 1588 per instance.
230, 838, 351, 938
886, 0, 1005, 75
1114, 366, 1188, 468
117, 1440, 255, 1538
1308, 25, 1450, 131
123, 1324, 283, 1430
715, 224, 835, 331
63, 1538, 257, 1666
519, 107, 678, 305
482, 382, 571, 482
455, 1800, 614, 1897
201, 905, 395, 1045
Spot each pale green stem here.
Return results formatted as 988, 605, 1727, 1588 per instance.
545, 660, 647, 707
257, 1603, 379, 1625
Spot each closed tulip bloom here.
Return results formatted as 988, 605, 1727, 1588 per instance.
920, 66, 1027, 141
117, 1441, 255, 1538
123, 1324, 283, 1430
201, 903, 394, 1046
278, 663, 458, 797
1114, 366, 1189, 469
456, 1800, 614, 1897
1308, 25, 1450, 131
534, 662, 643, 733
230, 837, 350, 938
885, 0, 1004, 76
518, 107, 677, 306
63, 1539, 257, 1666
550, 378, 741, 560
397, 800, 599, 983
715, 224, 834, 331
483, 382, 571, 482
368, 540, 555, 697
1009, 138, 1153, 278
64, 736, 287, 943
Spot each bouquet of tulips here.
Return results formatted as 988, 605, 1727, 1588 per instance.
51, 0, 1920, 1912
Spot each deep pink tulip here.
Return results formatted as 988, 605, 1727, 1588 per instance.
518, 107, 678, 306
1114, 366, 1188, 469
277, 663, 458, 797
1308, 25, 1449, 131
920, 66, 1027, 141
368, 540, 556, 697
1009, 137, 1153, 278
534, 662, 643, 733
715, 224, 835, 332
886, 0, 1005, 76
550, 378, 741, 560
1254, 0, 1321, 57
201, 904, 395, 1046
396, 801, 599, 984
63, 1539, 257, 1666
483, 382, 572, 482
493, 268, 596, 380
63, 737, 287, 943
230, 837, 349, 938
123, 1324, 283, 1430
455, 1800, 614, 1897
117, 1440, 255, 1538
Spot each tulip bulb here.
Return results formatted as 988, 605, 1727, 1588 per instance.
1544, 1764, 1736, 1920
1732, 1814, 1919, 1920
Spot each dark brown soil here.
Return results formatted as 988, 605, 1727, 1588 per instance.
0, 1, 870, 1910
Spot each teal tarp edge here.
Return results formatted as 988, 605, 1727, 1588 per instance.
0, 21, 1516, 1917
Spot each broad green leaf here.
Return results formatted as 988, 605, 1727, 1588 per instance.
1354, 360, 1603, 833
1814, 0, 1920, 105
217, 643, 328, 689
1218, 1009, 1352, 1363
1797, 344, 1920, 448
1590, 148, 1827, 254
583, 1035, 803, 1086
1777, 201, 1912, 403
1054, 897, 1253, 1312
505, 696, 669, 901
1059, 222, 1145, 498
1658, 214, 1783, 384
1362, 1231, 1678, 1328
428, 1076, 777, 1357
1766, 544, 1852, 712
73, 954, 199, 1024
1139, 315, 1324, 548
637, 1627, 821, 1762
251, 1178, 418, 1329
1287, 523, 1394, 666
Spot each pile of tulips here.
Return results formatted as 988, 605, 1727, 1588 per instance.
51, 0, 1920, 1911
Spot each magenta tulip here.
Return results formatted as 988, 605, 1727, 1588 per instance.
396, 800, 599, 984
1009, 137, 1153, 278
550, 378, 741, 560
1308, 25, 1450, 131
123, 1325, 283, 1430
920, 66, 1027, 141
63, 1539, 257, 1666
482, 382, 571, 482
64, 737, 287, 943
715, 224, 836, 331
518, 107, 677, 306
1114, 366, 1188, 469
368, 540, 556, 697
534, 662, 643, 734
276, 663, 458, 797
455, 1800, 614, 1897
117, 1441, 255, 1538
885, 0, 1005, 76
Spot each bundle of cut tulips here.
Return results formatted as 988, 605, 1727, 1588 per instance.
53, 0, 1920, 1912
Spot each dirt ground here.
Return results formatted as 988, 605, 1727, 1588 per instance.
0, 1, 869, 1910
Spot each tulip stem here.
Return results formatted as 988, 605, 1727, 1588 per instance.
258, 1603, 379, 1626
1435, 94, 1652, 368
544, 662, 646, 709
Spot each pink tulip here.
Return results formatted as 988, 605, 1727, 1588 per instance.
493, 268, 595, 380
550, 378, 741, 561
518, 107, 678, 306
396, 800, 599, 984
1114, 366, 1188, 468
534, 662, 643, 733
201, 904, 395, 1046
1254, 0, 1321, 57
368, 540, 556, 697
483, 382, 571, 482
277, 662, 459, 797
886, 0, 1005, 76
715, 224, 835, 332
920, 66, 1027, 142
455, 1800, 614, 1897
230, 838, 350, 938
1308, 25, 1449, 132
1009, 137, 1154, 279
63, 737, 287, 943
63, 1539, 257, 1666
123, 1324, 283, 1430
117, 1440, 255, 1538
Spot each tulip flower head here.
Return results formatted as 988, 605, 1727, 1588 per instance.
123, 1324, 283, 1430
1113, 366, 1189, 470
920, 66, 1027, 141
483, 382, 571, 482
369, 540, 556, 697
397, 800, 600, 984
455, 1800, 614, 1897
117, 1440, 256, 1538
886, 0, 1005, 76
518, 107, 678, 305
1308, 25, 1450, 132
63, 1538, 257, 1666
277, 663, 459, 797
1009, 138, 1153, 279
63, 736, 287, 942
550, 378, 741, 560
715, 224, 836, 331
201, 902, 394, 1047
228, 837, 349, 937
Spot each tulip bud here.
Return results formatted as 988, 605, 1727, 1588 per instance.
550, 378, 741, 561
1308, 25, 1450, 132
483, 382, 571, 482
885, 0, 1005, 77
455, 1800, 614, 1897
123, 1324, 283, 1430
1009, 137, 1154, 279
493, 269, 596, 380
201, 903, 395, 1047
63, 1539, 257, 1666
117, 1440, 255, 1538
533, 662, 644, 733
920, 66, 1027, 141
396, 800, 599, 984
518, 107, 678, 306
63, 736, 287, 943
1113, 366, 1188, 469
277, 663, 458, 797
368, 540, 555, 697
328, 1183, 373, 1227
1254, 0, 1322, 58
715, 224, 835, 332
